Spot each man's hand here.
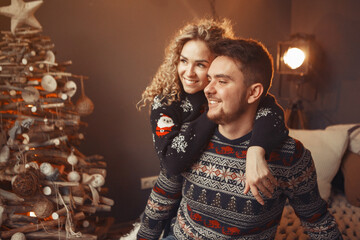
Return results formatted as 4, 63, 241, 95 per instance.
244, 146, 277, 205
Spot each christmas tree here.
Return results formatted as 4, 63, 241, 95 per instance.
0, 1, 113, 239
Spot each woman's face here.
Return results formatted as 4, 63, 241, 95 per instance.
177, 39, 214, 94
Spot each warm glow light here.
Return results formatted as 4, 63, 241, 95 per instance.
283, 47, 306, 69
28, 212, 37, 217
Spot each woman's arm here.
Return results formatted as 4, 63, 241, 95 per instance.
244, 94, 289, 205
249, 94, 289, 155
151, 95, 216, 175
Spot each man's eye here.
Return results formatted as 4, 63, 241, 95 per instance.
197, 63, 206, 68
219, 80, 227, 84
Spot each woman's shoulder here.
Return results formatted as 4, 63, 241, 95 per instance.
151, 94, 182, 110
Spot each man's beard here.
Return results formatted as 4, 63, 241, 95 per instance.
207, 104, 246, 125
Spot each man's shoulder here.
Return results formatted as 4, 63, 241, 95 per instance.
267, 136, 306, 166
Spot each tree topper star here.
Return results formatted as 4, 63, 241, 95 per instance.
0, 0, 43, 34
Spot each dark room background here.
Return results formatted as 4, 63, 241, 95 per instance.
1, 0, 359, 223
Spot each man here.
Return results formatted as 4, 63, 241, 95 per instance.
137, 39, 342, 239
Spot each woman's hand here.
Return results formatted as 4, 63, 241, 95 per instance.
244, 146, 277, 205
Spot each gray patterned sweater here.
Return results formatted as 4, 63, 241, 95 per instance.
137, 130, 342, 239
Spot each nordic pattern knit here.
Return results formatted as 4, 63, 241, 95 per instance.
137, 130, 342, 240
151, 91, 288, 175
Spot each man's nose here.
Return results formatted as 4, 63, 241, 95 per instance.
204, 80, 215, 95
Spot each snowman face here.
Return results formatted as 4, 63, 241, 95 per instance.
90, 174, 105, 188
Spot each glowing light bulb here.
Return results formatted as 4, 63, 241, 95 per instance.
283, 47, 305, 69
29, 212, 37, 217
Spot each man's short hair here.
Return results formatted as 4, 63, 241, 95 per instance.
212, 38, 274, 96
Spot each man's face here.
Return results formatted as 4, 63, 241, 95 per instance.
205, 56, 249, 125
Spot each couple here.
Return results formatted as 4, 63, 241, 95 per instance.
137, 19, 342, 239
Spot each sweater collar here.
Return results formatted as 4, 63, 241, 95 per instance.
214, 127, 252, 145
181, 90, 207, 103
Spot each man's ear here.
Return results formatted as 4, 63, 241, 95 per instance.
247, 83, 264, 104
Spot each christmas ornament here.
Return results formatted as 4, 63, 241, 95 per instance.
67, 151, 78, 166
90, 174, 105, 188
0, 0, 43, 34
25, 161, 39, 170
21, 86, 40, 102
42, 186, 52, 196
64, 80, 77, 97
76, 77, 94, 116
40, 162, 55, 176
0, 146, 10, 163
10, 232, 26, 240
12, 172, 39, 197
41, 74, 57, 92
67, 171, 81, 182
45, 50, 55, 63
33, 198, 54, 218
39, 162, 59, 180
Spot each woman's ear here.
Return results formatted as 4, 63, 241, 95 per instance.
247, 83, 264, 104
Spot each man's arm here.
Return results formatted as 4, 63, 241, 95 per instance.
283, 141, 342, 239
137, 170, 183, 240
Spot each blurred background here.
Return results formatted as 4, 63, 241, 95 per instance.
1, 0, 359, 224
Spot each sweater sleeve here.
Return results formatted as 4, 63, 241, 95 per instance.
249, 94, 289, 157
137, 171, 183, 240
151, 95, 216, 175
283, 141, 343, 239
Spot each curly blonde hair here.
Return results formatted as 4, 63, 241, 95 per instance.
137, 18, 234, 110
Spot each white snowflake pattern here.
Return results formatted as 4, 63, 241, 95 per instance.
180, 98, 193, 112
171, 134, 188, 153
219, 167, 233, 183
152, 96, 163, 110
204, 163, 218, 178
255, 107, 272, 120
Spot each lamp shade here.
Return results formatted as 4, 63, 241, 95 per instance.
277, 34, 314, 76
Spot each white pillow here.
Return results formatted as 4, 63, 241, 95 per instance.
289, 128, 349, 201
325, 124, 360, 155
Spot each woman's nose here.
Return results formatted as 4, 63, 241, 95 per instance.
185, 65, 195, 77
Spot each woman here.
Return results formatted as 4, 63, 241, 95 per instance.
137, 18, 287, 203
137, 18, 288, 240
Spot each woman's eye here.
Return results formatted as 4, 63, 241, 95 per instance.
180, 59, 187, 64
